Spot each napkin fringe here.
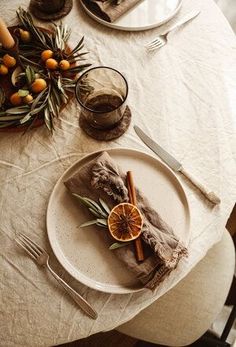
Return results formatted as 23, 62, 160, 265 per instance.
152, 236, 188, 269
91, 159, 129, 203
144, 265, 172, 290
141, 243, 188, 290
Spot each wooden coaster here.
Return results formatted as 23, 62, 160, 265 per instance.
79, 106, 131, 141
29, 0, 73, 21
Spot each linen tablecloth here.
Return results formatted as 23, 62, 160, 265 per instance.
0, 0, 236, 346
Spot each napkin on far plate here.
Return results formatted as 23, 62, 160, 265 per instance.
64, 151, 188, 290
83, 0, 141, 23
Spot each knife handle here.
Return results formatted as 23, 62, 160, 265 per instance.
163, 10, 200, 36
180, 168, 221, 205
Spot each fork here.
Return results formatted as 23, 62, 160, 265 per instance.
15, 232, 98, 320
145, 10, 200, 51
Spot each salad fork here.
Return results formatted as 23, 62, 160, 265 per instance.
145, 10, 200, 52
15, 232, 98, 320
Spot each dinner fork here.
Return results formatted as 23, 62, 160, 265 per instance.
145, 10, 200, 52
15, 232, 98, 320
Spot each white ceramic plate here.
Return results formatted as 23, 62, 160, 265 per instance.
47, 148, 190, 294
80, 0, 183, 31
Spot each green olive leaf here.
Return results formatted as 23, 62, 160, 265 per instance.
80, 220, 98, 228
18, 89, 29, 97
109, 242, 131, 250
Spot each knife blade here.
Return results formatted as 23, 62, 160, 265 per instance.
134, 125, 220, 205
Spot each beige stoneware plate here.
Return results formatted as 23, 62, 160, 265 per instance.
46, 148, 190, 294
80, 0, 183, 31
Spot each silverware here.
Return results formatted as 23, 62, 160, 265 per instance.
134, 125, 221, 205
15, 232, 98, 320
145, 10, 201, 51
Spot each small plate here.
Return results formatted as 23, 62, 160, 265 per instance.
46, 148, 190, 294
80, 0, 183, 31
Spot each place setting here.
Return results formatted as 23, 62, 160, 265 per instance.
79, 0, 183, 31
0, 5, 187, 311
2, 6, 235, 346
0, 3, 222, 322
1, 0, 236, 346
15, 145, 191, 318
79, 0, 201, 53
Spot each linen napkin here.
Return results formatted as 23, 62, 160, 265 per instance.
82, 0, 141, 23
64, 151, 188, 290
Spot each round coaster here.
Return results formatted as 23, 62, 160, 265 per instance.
79, 106, 132, 141
29, 0, 73, 21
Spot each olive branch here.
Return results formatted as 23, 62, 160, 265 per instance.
72, 194, 131, 250
0, 8, 91, 132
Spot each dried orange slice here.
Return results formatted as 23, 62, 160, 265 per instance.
108, 203, 143, 242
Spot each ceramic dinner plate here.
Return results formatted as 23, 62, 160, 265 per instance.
80, 0, 183, 31
46, 148, 190, 294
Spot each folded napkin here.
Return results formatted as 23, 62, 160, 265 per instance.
83, 0, 141, 23
64, 152, 188, 290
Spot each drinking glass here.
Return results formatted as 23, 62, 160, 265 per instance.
75, 66, 128, 130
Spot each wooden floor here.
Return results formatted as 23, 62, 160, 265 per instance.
57, 330, 138, 347
57, 331, 213, 347
56, 329, 234, 347
226, 204, 236, 237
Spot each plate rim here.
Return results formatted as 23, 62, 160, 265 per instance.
46, 147, 190, 294
80, 0, 183, 32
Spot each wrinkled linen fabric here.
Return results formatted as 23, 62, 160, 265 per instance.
64, 151, 188, 290
0, 0, 236, 346
82, 0, 141, 22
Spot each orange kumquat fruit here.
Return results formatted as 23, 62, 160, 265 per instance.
0, 64, 8, 75
59, 59, 70, 71
41, 50, 53, 62
31, 78, 47, 93
10, 92, 22, 106
2, 54, 16, 68
45, 58, 58, 70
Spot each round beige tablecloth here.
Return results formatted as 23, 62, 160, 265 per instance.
0, 0, 236, 346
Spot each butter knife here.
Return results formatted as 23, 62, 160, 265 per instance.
134, 125, 220, 205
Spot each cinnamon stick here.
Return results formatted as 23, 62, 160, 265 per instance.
126, 171, 144, 262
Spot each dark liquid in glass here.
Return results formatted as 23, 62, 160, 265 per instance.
83, 93, 125, 129
85, 94, 123, 113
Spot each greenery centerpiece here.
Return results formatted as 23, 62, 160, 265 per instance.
0, 8, 91, 131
